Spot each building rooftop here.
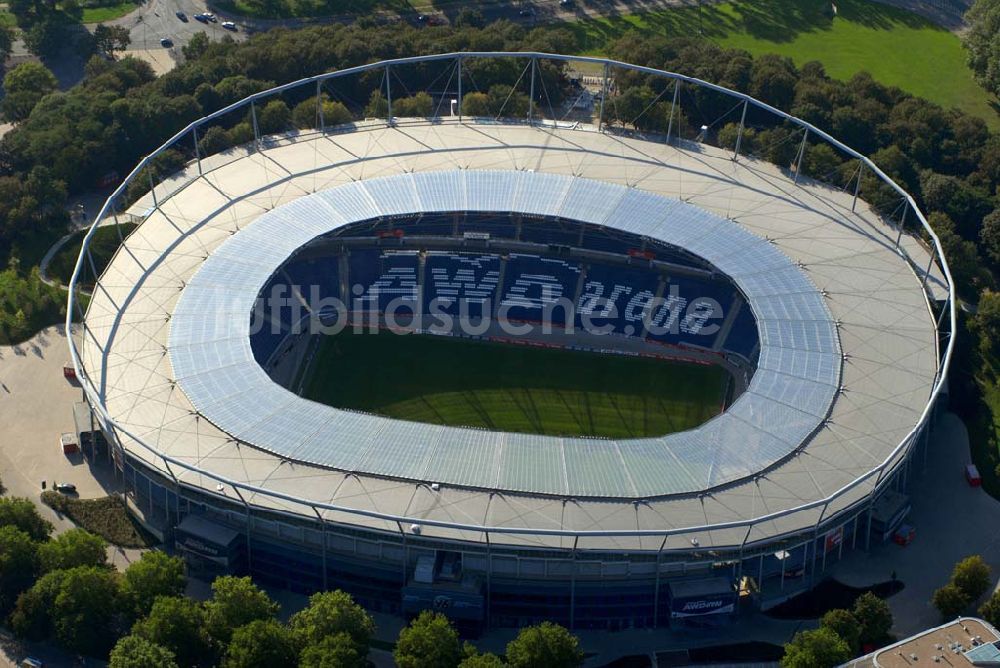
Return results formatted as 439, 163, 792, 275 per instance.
847, 617, 1000, 667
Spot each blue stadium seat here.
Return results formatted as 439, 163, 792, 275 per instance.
644, 276, 735, 349
423, 252, 501, 320
499, 253, 582, 324
575, 263, 661, 337
350, 249, 420, 312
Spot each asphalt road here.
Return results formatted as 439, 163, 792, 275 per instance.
99, 0, 248, 53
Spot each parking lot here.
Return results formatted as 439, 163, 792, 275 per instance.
0, 325, 116, 532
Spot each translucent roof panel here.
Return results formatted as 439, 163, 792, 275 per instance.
169, 170, 841, 499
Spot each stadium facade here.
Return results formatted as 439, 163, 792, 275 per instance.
69, 53, 954, 631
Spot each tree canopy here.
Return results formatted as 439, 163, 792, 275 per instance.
109, 634, 180, 668
0, 496, 54, 541
132, 596, 215, 667
204, 575, 280, 645
951, 555, 992, 601
0, 525, 40, 615
505, 622, 584, 668
122, 551, 187, 618
2, 62, 58, 122
298, 632, 366, 668
933, 583, 971, 621
781, 628, 852, 668
965, 0, 1000, 97
223, 619, 297, 668
393, 611, 463, 668
289, 589, 376, 654
37, 527, 108, 573
852, 592, 893, 646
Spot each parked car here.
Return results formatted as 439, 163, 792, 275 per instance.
205, 13, 217, 21
221, 21, 237, 30
160, 37, 173, 47
193, 13, 208, 22
54, 482, 77, 494
175, 10, 187, 20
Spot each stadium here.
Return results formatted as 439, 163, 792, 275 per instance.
68, 53, 954, 631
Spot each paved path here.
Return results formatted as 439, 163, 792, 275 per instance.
827, 410, 1000, 638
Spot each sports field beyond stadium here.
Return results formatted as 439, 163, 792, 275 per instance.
302, 331, 728, 438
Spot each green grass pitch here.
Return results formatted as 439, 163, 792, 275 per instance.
302, 330, 728, 438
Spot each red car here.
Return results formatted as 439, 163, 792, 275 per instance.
966, 464, 982, 487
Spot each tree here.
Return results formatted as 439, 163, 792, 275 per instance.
980, 209, 1000, 268
224, 619, 297, 668
93, 24, 131, 58
256, 99, 290, 135
204, 576, 279, 646
364, 89, 388, 118
22, 19, 63, 58
182, 31, 210, 61
0, 526, 39, 615
933, 583, 971, 621
780, 628, 852, 668
2, 62, 58, 122
44, 566, 124, 656
38, 527, 107, 573
132, 596, 214, 668
394, 92, 434, 118
394, 611, 463, 668
298, 632, 366, 668
11, 569, 66, 640
819, 608, 860, 654
505, 622, 584, 668
952, 555, 992, 601
979, 589, 1000, 628
291, 98, 353, 130
122, 551, 186, 618
461, 92, 490, 117
197, 126, 232, 156
289, 590, 375, 655
0, 26, 14, 62
802, 143, 844, 184
852, 592, 893, 646
0, 497, 53, 540
454, 7, 486, 28
459, 654, 506, 668
964, 0, 1000, 96
109, 635, 180, 668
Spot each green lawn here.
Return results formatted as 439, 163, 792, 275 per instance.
552, 0, 999, 128
303, 330, 726, 438
78, 0, 139, 22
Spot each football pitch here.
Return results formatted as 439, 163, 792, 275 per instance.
302, 331, 727, 438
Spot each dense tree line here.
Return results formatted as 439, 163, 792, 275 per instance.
1, 482, 583, 666
965, 0, 1000, 98
0, 19, 999, 452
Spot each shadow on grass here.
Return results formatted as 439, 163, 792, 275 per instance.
549, 0, 946, 53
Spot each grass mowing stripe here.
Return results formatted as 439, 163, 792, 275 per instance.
302, 330, 725, 438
